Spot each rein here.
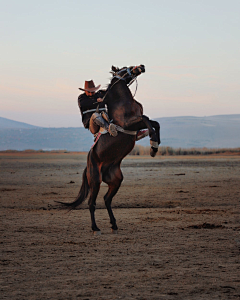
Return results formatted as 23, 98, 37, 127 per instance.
129, 77, 138, 98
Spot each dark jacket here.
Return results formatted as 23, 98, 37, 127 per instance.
78, 90, 106, 128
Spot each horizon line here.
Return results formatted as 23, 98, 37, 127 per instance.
0, 113, 240, 129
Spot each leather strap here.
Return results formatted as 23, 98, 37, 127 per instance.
115, 125, 137, 136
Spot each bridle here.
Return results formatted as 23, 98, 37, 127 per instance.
97, 66, 143, 104
112, 66, 141, 84
112, 67, 132, 81
108, 66, 141, 98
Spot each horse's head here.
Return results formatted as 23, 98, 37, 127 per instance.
111, 65, 145, 84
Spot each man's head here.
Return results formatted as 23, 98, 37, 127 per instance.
85, 90, 95, 96
79, 80, 100, 95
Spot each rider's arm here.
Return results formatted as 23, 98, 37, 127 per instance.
78, 93, 90, 114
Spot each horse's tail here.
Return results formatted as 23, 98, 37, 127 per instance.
56, 167, 89, 209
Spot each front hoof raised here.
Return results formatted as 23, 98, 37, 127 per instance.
150, 147, 158, 157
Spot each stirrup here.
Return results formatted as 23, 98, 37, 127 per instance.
108, 123, 118, 137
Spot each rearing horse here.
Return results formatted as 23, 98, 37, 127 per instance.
60, 65, 160, 234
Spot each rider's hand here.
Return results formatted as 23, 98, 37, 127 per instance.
97, 98, 103, 102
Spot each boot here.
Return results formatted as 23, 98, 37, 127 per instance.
92, 113, 118, 137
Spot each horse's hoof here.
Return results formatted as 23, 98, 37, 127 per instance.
150, 147, 158, 157
93, 230, 101, 236
111, 229, 118, 234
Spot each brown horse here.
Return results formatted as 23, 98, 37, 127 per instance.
59, 65, 160, 234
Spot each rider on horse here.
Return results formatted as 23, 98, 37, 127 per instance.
78, 80, 118, 137
60, 65, 160, 233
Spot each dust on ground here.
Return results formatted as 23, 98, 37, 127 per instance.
1, 152, 240, 299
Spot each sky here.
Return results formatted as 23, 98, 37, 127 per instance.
1, 0, 240, 127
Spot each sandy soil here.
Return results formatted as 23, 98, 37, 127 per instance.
1, 152, 240, 299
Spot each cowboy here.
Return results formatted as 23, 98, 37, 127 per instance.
78, 80, 118, 137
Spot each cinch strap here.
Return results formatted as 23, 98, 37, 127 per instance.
115, 125, 137, 135
82, 108, 106, 115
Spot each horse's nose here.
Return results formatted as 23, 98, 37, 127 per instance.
140, 64, 145, 73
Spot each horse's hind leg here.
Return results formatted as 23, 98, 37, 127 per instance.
87, 152, 102, 233
102, 164, 123, 232
88, 182, 101, 233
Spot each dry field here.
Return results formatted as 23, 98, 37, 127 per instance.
1, 152, 240, 299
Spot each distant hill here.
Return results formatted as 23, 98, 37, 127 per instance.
155, 114, 240, 148
0, 127, 92, 151
0, 116, 39, 129
0, 115, 239, 151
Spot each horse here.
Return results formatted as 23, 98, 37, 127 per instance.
59, 65, 160, 234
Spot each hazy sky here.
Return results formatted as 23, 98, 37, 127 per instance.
1, 0, 240, 127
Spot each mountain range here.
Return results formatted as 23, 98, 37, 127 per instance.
0, 115, 239, 151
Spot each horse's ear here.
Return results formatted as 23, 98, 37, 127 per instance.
112, 66, 118, 72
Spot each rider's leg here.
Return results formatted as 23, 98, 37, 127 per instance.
91, 112, 118, 137
89, 116, 100, 134
101, 111, 110, 123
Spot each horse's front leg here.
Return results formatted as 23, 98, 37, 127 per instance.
124, 115, 159, 144
140, 116, 160, 157
149, 119, 161, 145
142, 116, 160, 143
124, 115, 160, 157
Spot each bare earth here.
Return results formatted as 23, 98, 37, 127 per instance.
0, 152, 240, 300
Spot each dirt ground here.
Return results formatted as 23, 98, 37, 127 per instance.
1, 152, 240, 300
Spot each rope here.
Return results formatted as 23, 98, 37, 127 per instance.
130, 78, 138, 98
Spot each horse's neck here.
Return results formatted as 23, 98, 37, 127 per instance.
110, 81, 132, 103
107, 82, 140, 128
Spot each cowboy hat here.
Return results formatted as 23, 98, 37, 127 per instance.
79, 80, 101, 92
